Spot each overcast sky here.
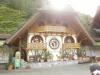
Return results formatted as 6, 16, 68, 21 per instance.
68, 0, 100, 17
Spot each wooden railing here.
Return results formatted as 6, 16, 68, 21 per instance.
62, 43, 80, 49
27, 43, 80, 50
27, 43, 46, 50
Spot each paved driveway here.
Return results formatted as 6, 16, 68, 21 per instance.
0, 63, 91, 75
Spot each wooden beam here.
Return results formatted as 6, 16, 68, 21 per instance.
18, 37, 21, 51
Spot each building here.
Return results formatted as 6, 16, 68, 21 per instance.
0, 34, 10, 46
0, 34, 10, 69
0, 34, 11, 63
5, 7, 94, 62
91, 6, 100, 58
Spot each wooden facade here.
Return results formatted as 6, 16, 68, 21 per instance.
6, 9, 94, 62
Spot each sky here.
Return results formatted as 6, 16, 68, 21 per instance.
68, 0, 100, 17
47, 0, 100, 17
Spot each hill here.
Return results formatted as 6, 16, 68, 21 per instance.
0, 4, 28, 34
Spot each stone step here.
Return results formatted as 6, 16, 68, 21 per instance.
23, 61, 78, 69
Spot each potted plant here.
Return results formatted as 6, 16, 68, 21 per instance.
7, 54, 14, 71
41, 50, 52, 62
7, 63, 13, 71
60, 51, 68, 61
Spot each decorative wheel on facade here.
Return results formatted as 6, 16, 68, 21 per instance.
49, 38, 60, 49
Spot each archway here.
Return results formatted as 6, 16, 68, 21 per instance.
64, 36, 77, 60
30, 35, 44, 62
31, 35, 43, 43
64, 36, 75, 43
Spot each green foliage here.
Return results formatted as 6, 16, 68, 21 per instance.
0, 4, 28, 33
78, 13, 92, 32
4, 0, 42, 15
60, 51, 68, 59
77, 50, 82, 57
41, 50, 52, 59
0, 0, 42, 34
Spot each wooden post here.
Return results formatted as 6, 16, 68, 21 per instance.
18, 37, 21, 68
19, 37, 21, 52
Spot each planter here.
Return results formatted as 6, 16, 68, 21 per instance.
44, 58, 47, 62
8, 64, 13, 71
40, 59, 44, 62
48, 59, 52, 62
0, 63, 7, 70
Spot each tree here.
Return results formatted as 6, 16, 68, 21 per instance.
0, 4, 28, 33
4, 0, 43, 15
78, 13, 92, 32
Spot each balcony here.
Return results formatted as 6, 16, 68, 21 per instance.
27, 43, 47, 50
27, 43, 80, 50
62, 43, 80, 49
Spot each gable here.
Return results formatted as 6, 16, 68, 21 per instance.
6, 10, 94, 45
